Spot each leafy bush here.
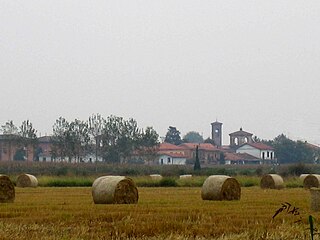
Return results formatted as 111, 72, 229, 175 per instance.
236, 176, 260, 187
285, 177, 303, 188
159, 177, 177, 187
176, 176, 206, 187
288, 163, 311, 176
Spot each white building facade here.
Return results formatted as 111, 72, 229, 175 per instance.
158, 153, 186, 165
236, 143, 275, 164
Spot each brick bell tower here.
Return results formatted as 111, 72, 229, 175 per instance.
211, 121, 223, 147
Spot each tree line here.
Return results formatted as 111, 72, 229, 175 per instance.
0, 114, 159, 163
1, 120, 319, 164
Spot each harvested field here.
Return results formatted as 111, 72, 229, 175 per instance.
0, 187, 314, 239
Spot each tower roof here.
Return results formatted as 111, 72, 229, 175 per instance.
211, 121, 222, 125
229, 128, 253, 137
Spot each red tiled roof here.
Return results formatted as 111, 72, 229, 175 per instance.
240, 142, 274, 150
179, 143, 219, 151
305, 142, 320, 150
229, 128, 253, 136
224, 152, 259, 161
159, 152, 186, 158
38, 136, 52, 143
158, 142, 184, 151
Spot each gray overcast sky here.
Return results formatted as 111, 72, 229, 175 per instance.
1, 1, 320, 145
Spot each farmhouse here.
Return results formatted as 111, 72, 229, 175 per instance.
236, 142, 275, 164
0, 134, 34, 161
37, 136, 53, 162
178, 143, 220, 165
156, 143, 187, 165
158, 152, 186, 165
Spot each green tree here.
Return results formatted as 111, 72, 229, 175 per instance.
137, 127, 160, 164
18, 120, 38, 161
164, 126, 182, 145
219, 152, 225, 165
68, 119, 90, 162
88, 113, 105, 163
204, 137, 215, 145
183, 131, 204, 143
1, 120, 18, 134
52, 117, 70, 161
272, 134, 314, 164
1, 120, 19, 161
101, 116, 141, 163
272, 134, 296, 163
194, 145, 201, 171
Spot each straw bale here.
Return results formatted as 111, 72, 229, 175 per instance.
149, 174, 163, 180
0, 175, 15, 203
201, 175, 241, 201
304, 174, 320, 189
310, 188, 320, 211
16, 174, 38, 188
299, 174, 310, 182
260, 174, 284, 189
92, 176, 138, 204
179, 174, 192, 179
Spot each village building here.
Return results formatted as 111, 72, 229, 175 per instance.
235, 142, 275, 164
178, 143, 220, 165
229, 128, 254, 147
156, 143, 186, 165
0, 134, 34, 161
37, 136, 53, 162
158, 152, 186, 165
224, 152, 261, 165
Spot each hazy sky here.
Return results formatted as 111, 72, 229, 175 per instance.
1, 1, 320, 145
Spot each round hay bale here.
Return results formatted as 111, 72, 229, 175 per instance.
310, 188, 320, 211
304, 174, 320, 189
299, 174, 310, 182
260, 174, 284, 189
0, 175, 15, 203
92, 176, 138, 204
149, 174, 162, 180
179, 174, 192, 179
201, 175, 241, 201
16, 174, 38, 188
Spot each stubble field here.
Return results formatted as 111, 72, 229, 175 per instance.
0, 186, 316, 240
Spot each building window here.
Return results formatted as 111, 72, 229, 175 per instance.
267, 151, 270, 158
168, 157, 171, 163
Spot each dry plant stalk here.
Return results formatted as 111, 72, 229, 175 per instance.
310, 187, 320, 211
201, 175, 241, 201
304, 174, 320, 189
0, 175, 15, 203
260, 174, 284, 189
92, 176, 138, 204
16, 174, 38, 188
